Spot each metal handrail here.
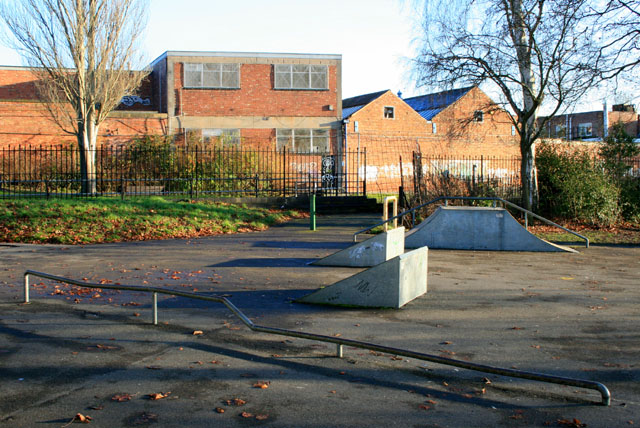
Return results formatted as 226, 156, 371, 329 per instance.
354, 196, 589, 248
22, 270, 609, 405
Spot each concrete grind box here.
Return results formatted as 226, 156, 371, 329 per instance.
298, 246, 428, 308
312, 227, 405, 267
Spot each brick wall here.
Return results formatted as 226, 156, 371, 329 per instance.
0, 67, 166, 147
344, 87, 519, 193
0, 101, 166, 148
172, 63, 338, 118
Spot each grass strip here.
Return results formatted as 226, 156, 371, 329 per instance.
0, 197, 304, 245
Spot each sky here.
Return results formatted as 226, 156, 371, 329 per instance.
0, 0, 421, 100
0, 0, 632, 111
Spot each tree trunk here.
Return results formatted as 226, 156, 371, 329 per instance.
78, 119, 98, 194
520, 141, 538, 211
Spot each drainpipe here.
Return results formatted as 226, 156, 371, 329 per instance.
603, 101, 609, 138
343, 119, 349, 192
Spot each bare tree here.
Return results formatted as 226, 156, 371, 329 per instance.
598, 0, 640, 81
412, 0, 604, 210
0, 0, 148, 193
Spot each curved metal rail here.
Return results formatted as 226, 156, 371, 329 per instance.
23, 270, 609, 405
353, 196, 589, 248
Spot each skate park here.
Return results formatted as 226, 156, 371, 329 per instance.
0, 202, 638, 427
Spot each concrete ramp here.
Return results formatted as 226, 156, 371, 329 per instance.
298, 247, 428, 308
312, 227, 405, 267
405, 206, 576, 252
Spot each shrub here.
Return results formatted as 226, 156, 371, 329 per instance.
537, 143, 620, 225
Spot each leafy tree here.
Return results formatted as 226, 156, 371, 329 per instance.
0, 0, 148, 194
412, 0, 606, 210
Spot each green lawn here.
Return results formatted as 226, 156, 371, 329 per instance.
0, 197, 303, 245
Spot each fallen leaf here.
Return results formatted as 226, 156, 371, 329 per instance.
111, 393, 133, 402
215, 408, 225, 413
253, 381, 270, 389
148, 392, 171, 400
192, 330, 203, 335
561, 277, 574, 280
482, 377, 492, 384
426, 399, 437, 404
418, 404, 431, 410
557, 418, 587, 427
256, 414, 269, 420
240, 412, 254, 418
440, 341, 452, 345
225, 398, 246, 406
133, 312, 140, 317
329, 390, 336, 394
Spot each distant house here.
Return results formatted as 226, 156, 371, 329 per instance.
341, 86, 519, 192
342, 86, 517, 156
539, 104, 640, 141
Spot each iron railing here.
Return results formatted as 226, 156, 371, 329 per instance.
0, 145, 365, 198
22, 269, 610, 405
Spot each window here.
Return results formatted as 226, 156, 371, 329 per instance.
276, 129, 329, 153
184, 63, 240, 89
511, 125, 516, 136
274, 64, 328, 90
384, 106, 395, 119
432, 122, 437, 134
473, 110, 484, 122
555, 125, 566, 137
187, 128, 240, 146
577, 123, 593, 138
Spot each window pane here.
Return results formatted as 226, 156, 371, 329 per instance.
310, 66, 327, 89
312, 129, 329, 153
184, 63, 202, 87
275, 65, 291, 89
221, 70, 239, 88
294, 129, 311, 152
203, 68, 221, 87
276, 129, 293, 150
292, 71, 308, 89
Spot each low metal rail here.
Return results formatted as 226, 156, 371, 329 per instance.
354, 196, 590, 248
23, 270, 610, 405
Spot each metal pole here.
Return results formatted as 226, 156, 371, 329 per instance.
310, 194, 316, 231
24, 273, 29, 303
152, 292, 158, 325
337, 344, 343, 358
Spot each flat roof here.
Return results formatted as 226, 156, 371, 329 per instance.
149, 50, 342, 67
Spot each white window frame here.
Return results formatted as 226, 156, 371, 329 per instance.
276, 129, 330, 153
383, 106, 395, 119
274, 64, 328, 90
183, 63, 240, 89
577, 123, 593, 138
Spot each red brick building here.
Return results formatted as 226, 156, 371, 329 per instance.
150, 51, 342, 150
0, 51, 343, 149
341, 86, 519, 192
538, 104, 640, 140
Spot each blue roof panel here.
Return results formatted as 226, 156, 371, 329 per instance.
342, 105, 365, 119
404, 87, 474, 120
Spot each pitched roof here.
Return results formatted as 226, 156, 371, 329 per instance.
403, 86, 475, 121
342, 90, 388, 119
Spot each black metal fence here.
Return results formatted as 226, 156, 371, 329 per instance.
0, 145, 365, 199
411, 154, 523, 201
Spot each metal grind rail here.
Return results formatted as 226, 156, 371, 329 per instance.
353, 196, 590, 248
23, 270, 610, 406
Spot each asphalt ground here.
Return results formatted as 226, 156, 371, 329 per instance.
0, 214, 638, 427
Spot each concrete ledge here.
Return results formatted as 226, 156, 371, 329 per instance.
298, 246, 428, 308
312, 227, 405, 267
